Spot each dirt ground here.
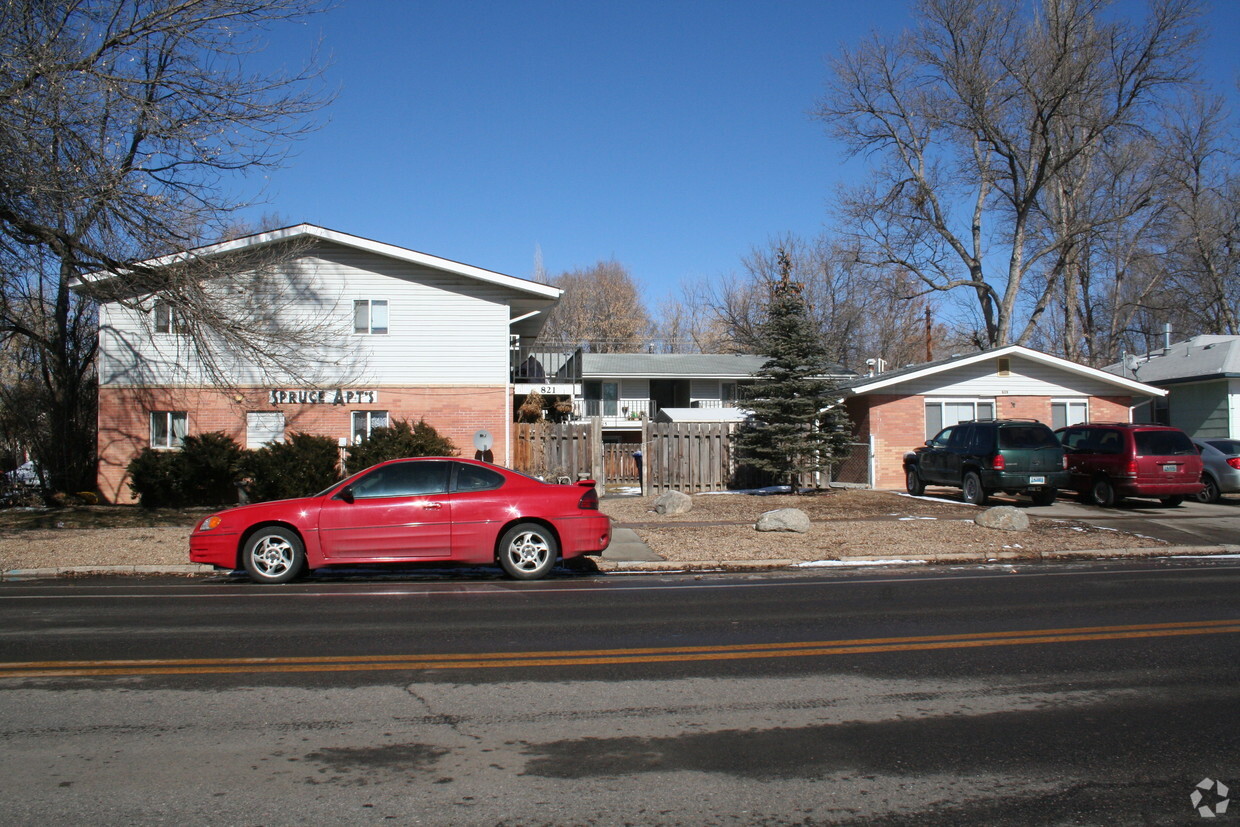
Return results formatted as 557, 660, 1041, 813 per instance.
0, 489, 1159, 572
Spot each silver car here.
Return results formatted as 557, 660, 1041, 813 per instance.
1193, 438, 1240, 503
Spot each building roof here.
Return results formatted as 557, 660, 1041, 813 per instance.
844, 344, 1165, 397
581, 353, 853, 380
1104, 335, 1240, 386
75, 223, 562, 337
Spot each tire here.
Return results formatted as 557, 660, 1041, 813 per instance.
242, 527, 305, 584
1030, 488, 1057, 507
1160, 496, 1184, 507
962, 471, 988, 506
1196, 475, 1220, 504
1090, 477, 1118, 508
498, 523, 559, 580
905, 467, 925, 496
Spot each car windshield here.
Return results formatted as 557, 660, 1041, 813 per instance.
1205, 439, 1240, 455
998, 426, 1059, 450
1134, 430, 1196, 456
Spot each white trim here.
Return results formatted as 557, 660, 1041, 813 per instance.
849, 345, 1166, 398
75, 224, 563, 301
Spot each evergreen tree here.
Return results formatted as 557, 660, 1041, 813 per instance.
737, 250, 852, 490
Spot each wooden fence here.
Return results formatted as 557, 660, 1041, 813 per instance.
512, 422, 598, 482
641, 421, 737, 494
603, 443, 641, 485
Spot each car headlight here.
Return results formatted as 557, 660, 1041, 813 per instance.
198, 515, 223, 531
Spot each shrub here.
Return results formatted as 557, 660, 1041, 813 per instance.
345, 418, 456, 473
244, 432, 341, 502
180, 432, 246, 505
127, 448, 187, 508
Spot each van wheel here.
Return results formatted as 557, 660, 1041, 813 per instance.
1160, 496, 1184, 507
1090, 477, 1118, 508
906, 467, 925, 496
962, 472, 988, 506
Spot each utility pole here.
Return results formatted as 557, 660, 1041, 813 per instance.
925, 307, 933, 362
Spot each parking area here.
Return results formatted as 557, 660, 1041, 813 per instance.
919, 488, 1240, 548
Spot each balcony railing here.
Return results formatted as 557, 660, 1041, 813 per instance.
573, 398, 655, 424
511, 348, 581, 386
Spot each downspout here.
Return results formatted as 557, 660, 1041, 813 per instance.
508, 311, 543, 468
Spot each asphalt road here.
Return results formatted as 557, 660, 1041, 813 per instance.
919, 487, 1240, 547
2, 560, 1238, 825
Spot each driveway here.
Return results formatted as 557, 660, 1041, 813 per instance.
922, 488, 1240, 548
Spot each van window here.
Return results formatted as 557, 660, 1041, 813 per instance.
1134, 430, 1195, 457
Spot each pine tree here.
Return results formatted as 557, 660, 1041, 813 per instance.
737, 250, 852, 490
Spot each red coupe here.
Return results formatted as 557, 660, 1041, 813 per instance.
190, 457, 612, 582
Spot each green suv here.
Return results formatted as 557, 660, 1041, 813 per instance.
904, 419, 1069, 506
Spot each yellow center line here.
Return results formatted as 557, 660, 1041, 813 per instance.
2, 619, 1237, 678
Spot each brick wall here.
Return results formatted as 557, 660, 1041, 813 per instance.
98, 385, 509, 503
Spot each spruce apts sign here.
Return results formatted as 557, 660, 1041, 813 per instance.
268, 389, 378, 405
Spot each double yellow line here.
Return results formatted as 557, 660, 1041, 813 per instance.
2, 619, 1237, 679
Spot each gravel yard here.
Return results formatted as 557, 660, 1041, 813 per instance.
0, 489, 1160, 573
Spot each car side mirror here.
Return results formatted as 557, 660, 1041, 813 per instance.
925, 440, 935, 448
337, 485, 355, 504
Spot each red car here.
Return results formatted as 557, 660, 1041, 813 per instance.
190, 457, 612, 583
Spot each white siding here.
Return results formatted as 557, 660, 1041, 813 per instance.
98, 243, 513, 387
690, 378, 721, 403
619, 378, 650, 404
896, 355, 1123, 398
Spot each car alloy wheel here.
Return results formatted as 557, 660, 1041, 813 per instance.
243, 527, 305, 584
1195, 476, 1220, 504
498, 523, 559, 580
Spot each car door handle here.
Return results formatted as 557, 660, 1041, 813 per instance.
422, 502, 443, 510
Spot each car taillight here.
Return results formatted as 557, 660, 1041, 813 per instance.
1228, 458, 1240, 471
577, 487, 599, 510
992, 454, 1005, 471
1124, 459, 1138, 477
1062, 454, 1069, 470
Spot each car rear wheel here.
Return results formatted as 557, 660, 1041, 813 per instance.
242, 527, 305, 584
962, 472, 988, 506
1090, 477, 1118, 508
1030, 488, 1057, 507
498, 523, 559, 580
1160, 496, 1184, 507
906, 467, 925, 496
1196, 475, 1220, 504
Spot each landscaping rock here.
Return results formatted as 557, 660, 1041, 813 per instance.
756, 508, 811, 533
974, 506, 1030, 532
653, 490, 693, 515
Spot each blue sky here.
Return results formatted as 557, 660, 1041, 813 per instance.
246, 0, 1239, 305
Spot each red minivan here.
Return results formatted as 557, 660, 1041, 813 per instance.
1055, 423, 1205, 507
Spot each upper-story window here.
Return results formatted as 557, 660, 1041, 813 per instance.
353, 299, 388, 334
154, 300, 184, 334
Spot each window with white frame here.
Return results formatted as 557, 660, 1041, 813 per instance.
924, 399, 995, 440
153, 300, 183, 334
150, 411, 187, 449
246, 412, 286, 449
353, 299, 388, 334
1050, 399, 1088, 430
352, 410, 389, 443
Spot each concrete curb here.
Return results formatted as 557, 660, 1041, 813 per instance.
3, 545, 1236, 580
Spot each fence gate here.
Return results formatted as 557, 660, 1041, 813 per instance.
641, 421, 737, 495
603, 443, 641, 486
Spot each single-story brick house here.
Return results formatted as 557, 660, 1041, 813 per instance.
86, 224, 561, 503
841, 345, 1167, 489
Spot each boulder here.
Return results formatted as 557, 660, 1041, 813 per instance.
974, 505, 1030, 532
653, 490, 693, 515
756, 508, 811, 533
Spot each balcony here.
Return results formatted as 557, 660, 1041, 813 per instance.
573, 398, 655, 428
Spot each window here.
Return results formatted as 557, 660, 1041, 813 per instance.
154, 300, 183, 334
1051, 400, 1088, 430
150, 411, 187, 449
997, 357, 1011, 376
349, 460, 450, 499
246, 412, 285, 449
924, 399, 995, 440
353, 299, 388, 334
455, 464, 504, 492
351, 410, 389, 443
583, 381, 619, 417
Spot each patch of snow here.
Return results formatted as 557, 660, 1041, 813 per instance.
797, 559, 929, 568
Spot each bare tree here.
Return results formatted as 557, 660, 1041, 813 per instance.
536, 260, 651, 352
818, 0, 1201, 351
0, 0, 331, 491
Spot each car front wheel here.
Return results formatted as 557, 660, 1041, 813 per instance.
962, 472, 988, 506
1196, 475, 1220, 504
498, 523, 559, 580
906, 467, 925, 496
1090, 477, 1118, 508
242, 527, 305, 584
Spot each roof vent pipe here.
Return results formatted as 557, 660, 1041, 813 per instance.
1164, 323, 1172, 350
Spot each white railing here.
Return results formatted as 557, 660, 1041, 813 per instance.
573, 398, 655, 424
